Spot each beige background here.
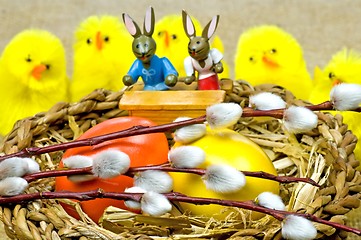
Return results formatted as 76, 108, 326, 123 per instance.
1, 0, 361, 79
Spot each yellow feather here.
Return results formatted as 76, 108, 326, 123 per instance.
0, 29, 69, 135
234, 25, 312, 100
71, 15, 133, 102
309, 48, 361, 170
154, 14, 230, 79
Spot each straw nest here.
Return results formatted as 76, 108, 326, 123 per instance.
0, 81, 360, 240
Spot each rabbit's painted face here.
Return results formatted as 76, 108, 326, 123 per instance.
132, 35, 156, 63
188, 36, 210, 61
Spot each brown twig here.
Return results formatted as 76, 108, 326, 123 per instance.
0, 107, 287, 163
240, 170, 320, 186
23, 164, 319, 187
126, 165, 320, 187
23, 167, 93, 183
241, 107, 285, 119
0, 115, 207, 162
166, 192, 361, 236
0, 189, 359, 236
305, 100, 361, 112
242, 100, 361, 118
1, 100, 360, 164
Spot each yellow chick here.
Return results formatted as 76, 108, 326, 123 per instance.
309, 48, 361, 169
0, 29, 69, 136
71, 15, 133, 102
310, 48, 361, 103
234, 25, 312, 100
154, 14, 230, 79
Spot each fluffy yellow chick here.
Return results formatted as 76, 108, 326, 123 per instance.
310, 48, 361, 103
309, 48, 361, 169
71, 15, 133, 102
154, 14, 230, 79
234, 25, 312, 100
0, 29, 69, 136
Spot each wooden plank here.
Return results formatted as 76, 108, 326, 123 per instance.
119, 90, 226, 110
127, 110, 206, 125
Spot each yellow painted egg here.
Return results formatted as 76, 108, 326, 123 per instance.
170, 128, 279, 218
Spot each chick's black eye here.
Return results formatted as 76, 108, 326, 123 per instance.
249, 57, 254, 62
104, 36, 109, 42
329, 72, 335, 79
86, 38, 92, 44
171, 34, 177, 40
270, 48, 277, 54
25, 55, 32, 62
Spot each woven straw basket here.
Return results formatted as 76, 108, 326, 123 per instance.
0, 81, 360, 240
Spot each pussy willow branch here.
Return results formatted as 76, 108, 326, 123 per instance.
0, 189, 359, 236
22, 164, 319, 186
306, 100, 361, 112
0, 100, 359, 162
0, 116, 206, 161
126, 165, 320, 186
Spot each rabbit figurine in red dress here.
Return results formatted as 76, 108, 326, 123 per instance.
182, 10, 224, 90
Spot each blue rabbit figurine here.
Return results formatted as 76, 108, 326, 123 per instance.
122, 7, 178, 90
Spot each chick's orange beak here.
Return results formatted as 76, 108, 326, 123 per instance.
32, 64, 47, 80
96, 31, 103, 50
332, 79, 342, 86
164, 31, 169, 48
262, 55, 279, 68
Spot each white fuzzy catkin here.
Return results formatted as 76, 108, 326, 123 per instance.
281, 215, 317, 240
249, 92, 287, 110
134, 170, 173, 193
0, 157, 29, 179
202, 164, 246, 193
330, 83, 361, 110
141, 191, 172, 216
256, 191, 285, 211
92, 149, 130, 179
283, 106, 318, 133
168, 146, 206, 168
63, 155, 93, 168
206, 103, 243, 129
63, 155, 96, 182
124, 186, 147, 210
0, 177, 29, 196
173, 117, 207, 144
23, 158, 40, 174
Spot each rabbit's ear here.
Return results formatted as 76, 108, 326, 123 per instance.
182, 10, 196, 38
143, 6, 155, 37
122, 13, 141, 38
202, 15, 220, 40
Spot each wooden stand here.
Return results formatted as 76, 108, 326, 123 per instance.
119, 79, 232, 124
119, 90, 226, 124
